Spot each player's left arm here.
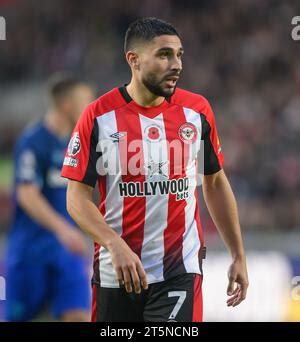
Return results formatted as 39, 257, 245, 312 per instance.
203, 169, 249, 307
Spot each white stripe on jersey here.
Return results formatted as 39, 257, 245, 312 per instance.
97, 110, 123, 287
139, 113, 169, 283
181, 107, 202, 274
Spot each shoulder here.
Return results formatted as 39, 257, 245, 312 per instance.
84, 87, 127, 119
15, 121, 45, 150
171, 87, 212, 116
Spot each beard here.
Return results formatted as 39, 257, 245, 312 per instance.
142, 73, 177, 97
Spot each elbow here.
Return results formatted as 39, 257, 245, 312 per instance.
203, 169, 225, 191
16, 187, 25, 207
16, 184, 38, 209
203, 176, 218, 194
66, 180, 93, 220
66, 191, 77, 220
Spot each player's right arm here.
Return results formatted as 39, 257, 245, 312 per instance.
62, 103, 148, 293
66, 179, 148, 294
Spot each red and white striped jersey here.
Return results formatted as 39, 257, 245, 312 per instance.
61, 86, 224, 287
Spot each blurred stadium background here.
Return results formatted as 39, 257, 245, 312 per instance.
0, 0, 300, 321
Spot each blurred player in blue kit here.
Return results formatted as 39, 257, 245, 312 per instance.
5, 75, 94, 321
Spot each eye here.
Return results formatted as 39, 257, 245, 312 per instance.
159, 52, 169, 59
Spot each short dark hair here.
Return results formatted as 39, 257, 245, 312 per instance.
47, 72, 83, 104
124, 17, 180, 53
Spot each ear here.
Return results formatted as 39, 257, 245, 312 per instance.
126, 51, 140, 70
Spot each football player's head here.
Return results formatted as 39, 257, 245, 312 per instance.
48, 73, 94, 124
124, 18, 183, 97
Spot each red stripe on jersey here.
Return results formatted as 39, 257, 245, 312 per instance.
115, 107, 146, 258
163, 107, 189, 277
98, 175, 107, 217
192, 274, 203, 322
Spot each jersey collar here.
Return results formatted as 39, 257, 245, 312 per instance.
118, 85, 173, 118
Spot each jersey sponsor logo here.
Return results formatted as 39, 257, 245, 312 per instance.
67, 132, 81, 156
109, 132, 127, 142
144, 124, 163, 142
178, 122, 197, 144
118, 177, 189, 200
63, 156, 78, 167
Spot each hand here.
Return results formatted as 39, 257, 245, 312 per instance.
226, 257, 249, 307
108, 238, 148, 294
56, 225, 88, 256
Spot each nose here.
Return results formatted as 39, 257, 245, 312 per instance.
170, 56, 182, 73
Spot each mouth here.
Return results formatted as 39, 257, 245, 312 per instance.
164, 76, 179, 88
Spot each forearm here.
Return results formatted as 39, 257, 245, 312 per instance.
17, 185, 71, 235
67, 183, 120, 249
66, 180, 148, 292
203, 171, 245, 259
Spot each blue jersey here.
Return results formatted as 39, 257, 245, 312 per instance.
9, 121, 73, 259
5, 121, 91, 321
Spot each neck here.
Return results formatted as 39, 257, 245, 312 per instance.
45, 111, 73, 138
126, 78, 165, 107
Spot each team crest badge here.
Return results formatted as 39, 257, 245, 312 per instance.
178, 122, 197, 144
68, 132, 81, 156
144, 124, 162, 142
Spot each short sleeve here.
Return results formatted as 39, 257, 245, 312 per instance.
14, 139, 44, 188
61, 104, 100, 187
201, 100, 224, 175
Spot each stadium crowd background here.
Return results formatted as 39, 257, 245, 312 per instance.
1, 0, 299, 232
0, 0, 299, 321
